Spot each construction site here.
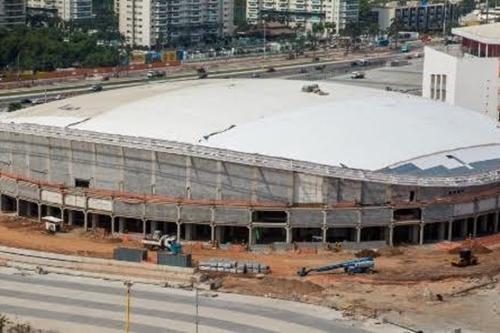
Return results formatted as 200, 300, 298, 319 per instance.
0, 78, 499, 332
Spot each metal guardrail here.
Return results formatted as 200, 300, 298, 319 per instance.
0, 123, 499, 187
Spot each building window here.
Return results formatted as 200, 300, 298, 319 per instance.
430, 74, 447, 102
75, 178, 90, 188
252, 210, 287, 223
430, 74, 435, 99
441, 74, 447, 101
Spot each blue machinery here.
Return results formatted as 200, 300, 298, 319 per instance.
297, 257, 375, 277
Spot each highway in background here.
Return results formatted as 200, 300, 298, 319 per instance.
0, 51, 414, 108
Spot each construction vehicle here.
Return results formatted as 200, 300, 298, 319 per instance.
43, 216, 63, 234
141, 230, 182, 254
451, 248, 478, 267
297, 257, 374, 277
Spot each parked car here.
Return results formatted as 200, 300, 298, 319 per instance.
147, 70, 166, 79
90, 84, 103, 92
350, 71, 365, 79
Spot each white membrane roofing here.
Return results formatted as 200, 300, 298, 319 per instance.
2, 79, 500, 171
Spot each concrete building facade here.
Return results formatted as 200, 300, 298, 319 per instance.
0, 0, 26, 28
245, 0, 358, 33
422, 23, 500, 125
26, 0, 92, 20
373, 1, 459, 32
0, 79, 499, 248
0, 123, 498, 247
118, 0, 235, 48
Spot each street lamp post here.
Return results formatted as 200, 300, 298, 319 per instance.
195, 287, 199, 333
124, 281, 133, 333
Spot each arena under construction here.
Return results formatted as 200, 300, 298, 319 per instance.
0, 79, 499, 247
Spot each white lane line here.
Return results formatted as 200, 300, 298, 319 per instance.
0, 297, 232, 333
0, 281, 329, 333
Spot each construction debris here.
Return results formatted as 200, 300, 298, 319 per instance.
301, 84, 329, 96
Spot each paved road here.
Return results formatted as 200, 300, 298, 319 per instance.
0, 267, 402, 333
0, 51, 409, 108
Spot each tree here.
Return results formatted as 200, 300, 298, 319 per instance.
341, 22, 362, 50
387, 17, 404, 48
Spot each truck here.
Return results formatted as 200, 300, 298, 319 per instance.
297, 257, 375, 276
400, 43, 411, 53
141, 230, 182, 253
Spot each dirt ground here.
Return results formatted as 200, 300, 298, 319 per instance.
1, 213, 500, 332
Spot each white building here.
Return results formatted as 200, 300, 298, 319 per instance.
27, 0, 92, 20
245, 0, 358, 33
118, 0, 235, 48
422, 23, 500, 125
372, 1, 459, 32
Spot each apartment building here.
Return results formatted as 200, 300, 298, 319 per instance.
0, 0, 26, 28
422, 23, 500, 125
244, 0, 358, 33
373, 1, 459, 32
26, 0, 92, 20
118, 0, 235, 48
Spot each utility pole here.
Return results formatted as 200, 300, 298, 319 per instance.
263, 16, 267, 61
442, 0, 448, 38
124, 281, 133, 333
195, 287, 199, 333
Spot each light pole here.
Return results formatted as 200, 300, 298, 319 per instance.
124, 281, 133, 333
194, 287, 199, 333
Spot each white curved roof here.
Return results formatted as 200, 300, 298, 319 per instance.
2, 79, 500, 171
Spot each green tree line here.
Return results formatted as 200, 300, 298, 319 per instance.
0, 26, 122, 72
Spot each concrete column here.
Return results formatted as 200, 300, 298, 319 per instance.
111, 216, 115, 234
419, 223, 424, 245
16, 199, 20, 216
83, 212, 88, 231
118, 217, 125, 233
356, 226, 362, 243
473, 216, 478, 238
285, 227, 292, 244
91, 214, 98, 229
210, 224, 215, 244
37, 204, 41, 222
0, 195, 3, 212
448, 220, 453, 241
142, 219, 147, 235
248, 226, 254, 246
494, 211, 499, 233
185, 224, 193, 241
322, 227, 328, 244
176, 222, 181, 241
388, 225, 394, 247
